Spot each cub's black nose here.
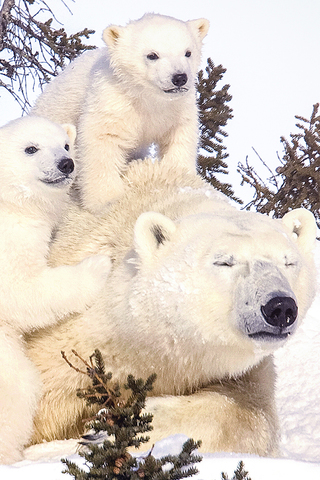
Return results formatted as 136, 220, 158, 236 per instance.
57, 157, 74, 175
261, 296, 298, 328
172, 73, 188, 87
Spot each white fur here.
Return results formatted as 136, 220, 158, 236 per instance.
26, 161, 317, 457
0, 116, 111, 463
0, 328, 40, 464
32, 14, 209, 212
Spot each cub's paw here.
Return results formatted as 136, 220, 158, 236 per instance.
77, 254, 111, 295
81, 177, 125, 214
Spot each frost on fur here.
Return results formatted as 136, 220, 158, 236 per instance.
32, 14, 210, 212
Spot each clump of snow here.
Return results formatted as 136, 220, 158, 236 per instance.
1, 249, 320, 479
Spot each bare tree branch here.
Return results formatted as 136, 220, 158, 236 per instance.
0, 0, 15, 49
0, 0, 95, 113
238, 104, 320, 229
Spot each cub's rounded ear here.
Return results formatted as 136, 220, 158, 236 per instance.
282, 208, 317, 253
187, 18, 210, 40
134, 212, 176, 262
61, 124, 76, 144
103, 25, 124, 48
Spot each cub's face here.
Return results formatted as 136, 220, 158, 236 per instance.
103, 15, 209, 97
131, 209, 316, 366
0, 116, 76, 202
138, 23, 202, 97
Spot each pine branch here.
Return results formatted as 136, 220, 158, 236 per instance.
238, 103, 320, 228
61, 349, 202, 480
221, 461, 251, 480
196, 58, 241, 203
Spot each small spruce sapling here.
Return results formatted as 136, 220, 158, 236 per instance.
221, 461, 252, 480
61, 349, 202, 479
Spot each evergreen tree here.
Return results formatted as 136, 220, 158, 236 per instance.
238, 103, 320, 228
61, 349, 202, 480
221, 461, 252, 480
197, 58, 241, 203
0, 0, 95, 111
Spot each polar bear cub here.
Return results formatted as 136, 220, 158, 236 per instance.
33, 14, 209, 212
0, 116, 110, 463
0, 116, 111, 329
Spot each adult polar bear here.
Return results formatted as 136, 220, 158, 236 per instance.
26, 160, 317, 457
32, 14, 209, 213
0, 116, 110, 464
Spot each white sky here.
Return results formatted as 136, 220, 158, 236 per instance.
0, 0, 319, 202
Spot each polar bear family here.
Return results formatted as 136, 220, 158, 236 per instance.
0, 13, 317, 464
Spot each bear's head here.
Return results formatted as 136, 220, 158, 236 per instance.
130, 207, 317, 379
102, 14, 209, 98
0, 116, 76, 206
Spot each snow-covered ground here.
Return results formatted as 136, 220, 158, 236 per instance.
1, 247, 320, 479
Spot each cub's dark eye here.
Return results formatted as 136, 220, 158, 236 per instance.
64, 144, 70, 151
25, 146, 38, 155
185, 50, 191, 58
147, 52, 159, 61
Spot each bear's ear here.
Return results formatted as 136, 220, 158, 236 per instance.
187, 18, 210, 40
61, 124, 76, 144
282, 208, 317, 253
102, 25, 124, 48
134, 212, 176, 262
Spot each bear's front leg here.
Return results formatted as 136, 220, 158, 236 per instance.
160, 102, 199, 174
146, 357, 279, 457
31, 254, 111, 329
77, 137, 126, 213
76, 106, 139, 213
9, 254, 111, 332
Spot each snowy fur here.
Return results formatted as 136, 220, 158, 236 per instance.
26, 160, 316, 457
0, 116, 111, 463
32, 14, 209, 212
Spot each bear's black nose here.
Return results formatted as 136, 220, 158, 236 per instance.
57, 157, 74, 175
261, 296, 298, 328
172, 73, 188, 87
